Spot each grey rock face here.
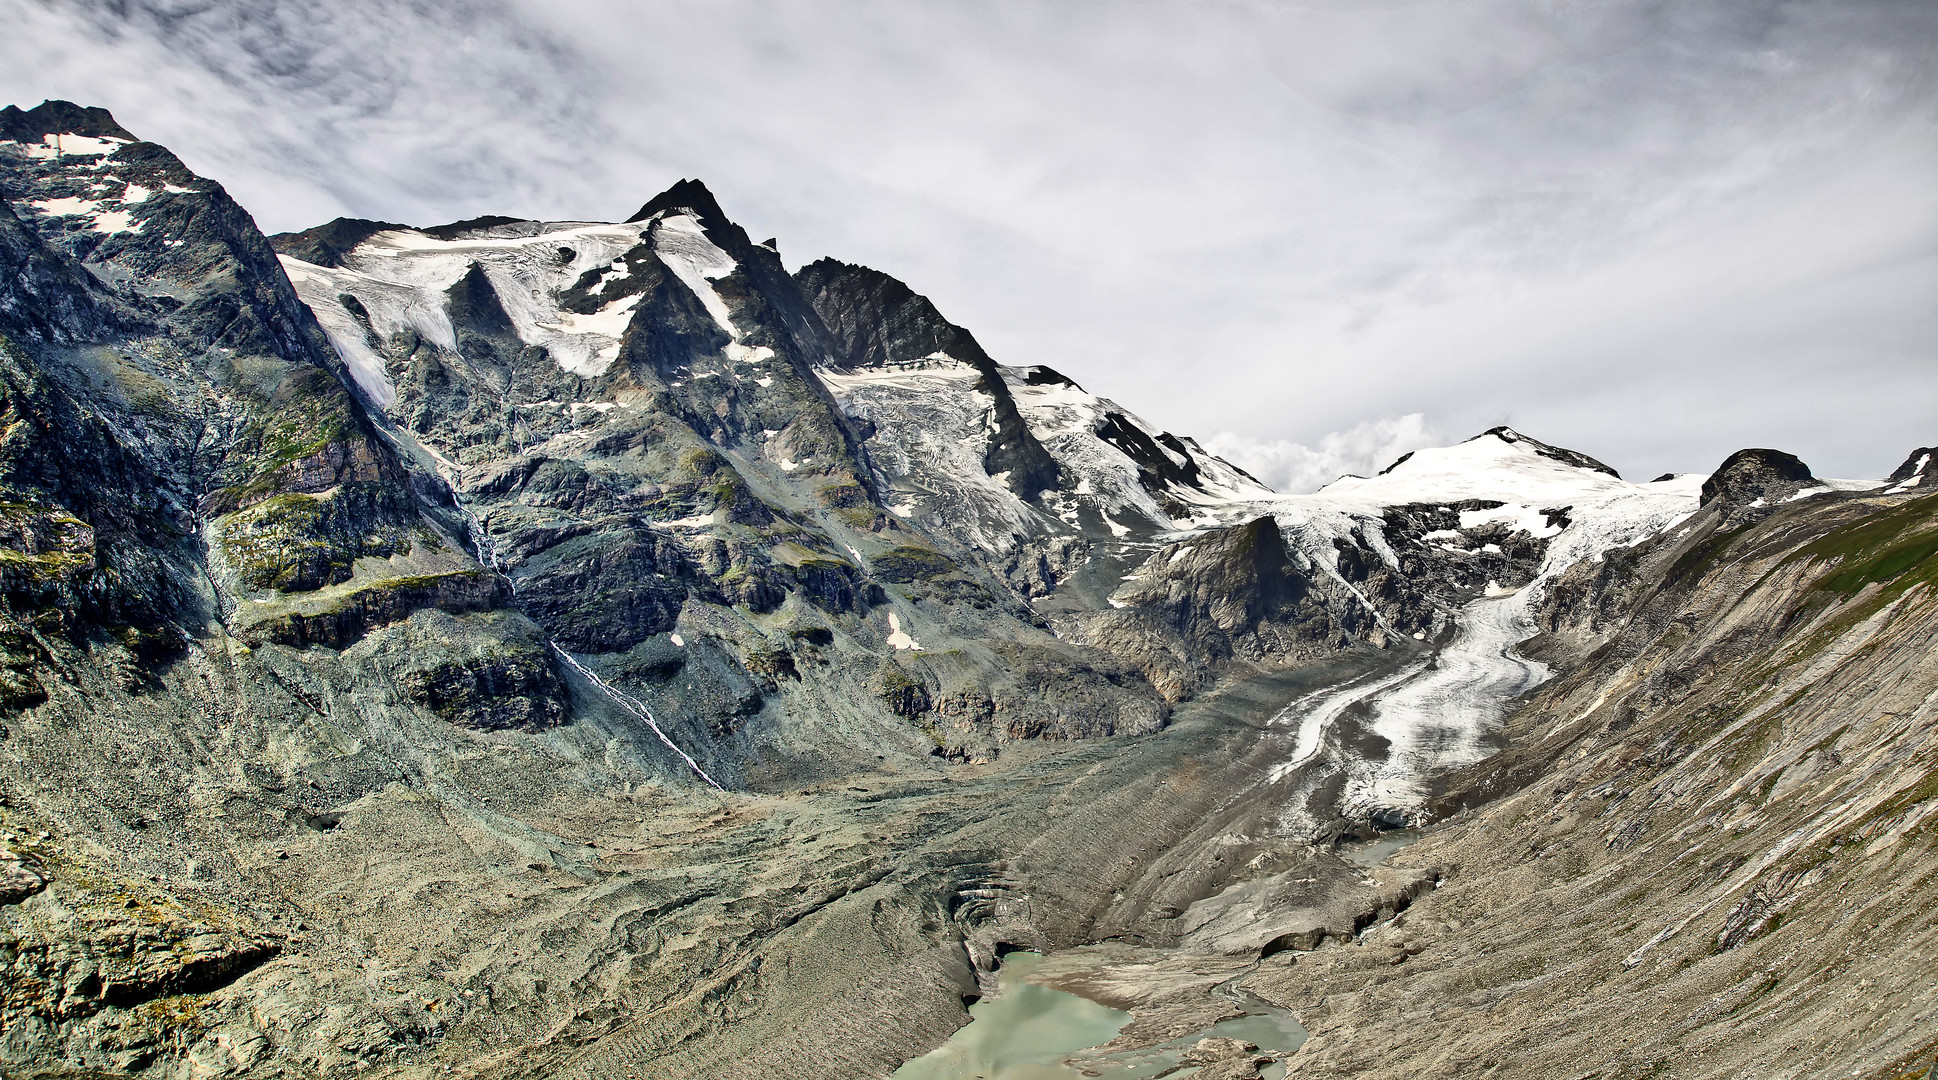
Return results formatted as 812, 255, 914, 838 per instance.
261, 217, 408, 269
1884, 446, 1933, 490
0, 856, 44, 903
795, 257, 1061, 499
1699, 447, 1816, 508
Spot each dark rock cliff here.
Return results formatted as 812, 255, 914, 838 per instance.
795, 257, 1061, 499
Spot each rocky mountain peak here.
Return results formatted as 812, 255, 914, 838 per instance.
1699, 447, 1817, 508
1472, 425, 1620, 477
798, 256, 1064, 500
267, 217, 411, 268
0, 99, 137, 145
1884, 446, 1934, 492
626, 177, 734, 234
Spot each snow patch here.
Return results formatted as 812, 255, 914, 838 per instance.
29, 196, 100, 217
886, 612, 922, 651
89, 209, 138, 234
543, 293, 641, 373
651, 213, 739, 338
19, 133, 128, 158
278, 220, 653, 394
724, 342, 774, 365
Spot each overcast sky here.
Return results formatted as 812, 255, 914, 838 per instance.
4, 0, 1934, 488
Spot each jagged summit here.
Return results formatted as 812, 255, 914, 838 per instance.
626, 177, 733, 231
0, 99, 138, 144
1884, 445, 1934, 491
794, 257, 994, 372
795, 257, 1063, 501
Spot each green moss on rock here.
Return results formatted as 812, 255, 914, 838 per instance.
870, 545, 958, 584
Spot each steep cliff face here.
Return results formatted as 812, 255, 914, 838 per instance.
0, 99, 575, 1074
796, 257, 1061, 501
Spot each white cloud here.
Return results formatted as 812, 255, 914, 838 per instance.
1205, 415, 1442, 495
3, 0, 1933, 482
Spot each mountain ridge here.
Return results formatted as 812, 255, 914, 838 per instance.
0, 101, 1928, 1080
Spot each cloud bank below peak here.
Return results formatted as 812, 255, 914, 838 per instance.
1206, 415, 1443, 495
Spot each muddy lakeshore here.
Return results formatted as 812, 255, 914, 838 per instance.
418, 646, 1432, 1080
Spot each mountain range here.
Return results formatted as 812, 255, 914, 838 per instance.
0, 99, 1932, 1080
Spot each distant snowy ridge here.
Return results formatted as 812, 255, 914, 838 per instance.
821, 357, 1276, 556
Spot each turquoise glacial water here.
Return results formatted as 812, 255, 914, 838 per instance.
891, 951, 1301, 1080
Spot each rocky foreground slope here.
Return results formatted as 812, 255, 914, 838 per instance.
0, 100, 1930, 1079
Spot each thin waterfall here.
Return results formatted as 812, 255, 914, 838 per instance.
550, 644, 727, 792
430, 446, 723, 792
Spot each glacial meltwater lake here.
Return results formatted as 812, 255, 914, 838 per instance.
891, 952, 1302, 1080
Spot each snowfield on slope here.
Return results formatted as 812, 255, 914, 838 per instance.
818, 358, 1276, 556
280, 212, 765, 407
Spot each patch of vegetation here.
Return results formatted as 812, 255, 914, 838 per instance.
815, 481, 867, 510
870, 545, 958, 584
1798, 491, 1938, 599
1662, 520, 1754, 588
214, 485, 415, 592
1853, 766, 1938, 836
207, 367, 367, 510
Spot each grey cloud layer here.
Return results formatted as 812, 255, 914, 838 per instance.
3, 0, 1932, 486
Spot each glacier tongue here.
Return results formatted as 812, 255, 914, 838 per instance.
1246, 435, 1708, 827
